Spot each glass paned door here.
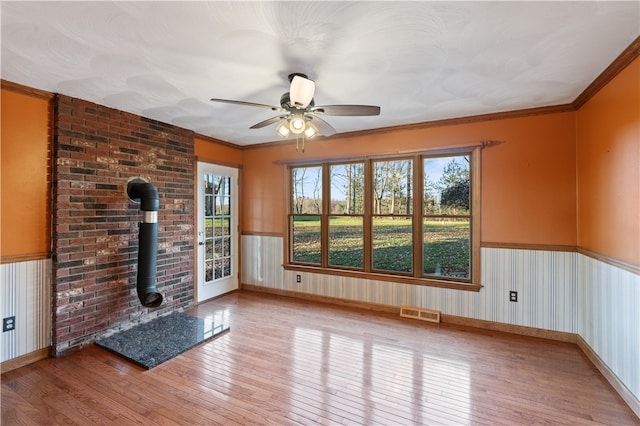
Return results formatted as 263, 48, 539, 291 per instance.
197, 162, 238, 302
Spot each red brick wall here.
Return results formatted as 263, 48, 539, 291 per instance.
52, 95, 195, 355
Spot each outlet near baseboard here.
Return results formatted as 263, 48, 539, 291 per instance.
3, 316, 16, 332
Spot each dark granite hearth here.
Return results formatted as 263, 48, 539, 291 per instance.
95, 312, 229, 369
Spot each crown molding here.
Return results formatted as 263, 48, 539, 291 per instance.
573, 35, 640, 109
194, 133, 246, 150
4, 36, 638, 149
1, 80, 54, 100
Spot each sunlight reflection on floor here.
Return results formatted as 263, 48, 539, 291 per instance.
292, 326, 471, 424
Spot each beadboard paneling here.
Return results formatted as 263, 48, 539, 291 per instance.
578, 253, 640, 402
1, 259, 51, 362
241, 235, 284, 288
241, 236, 577, 333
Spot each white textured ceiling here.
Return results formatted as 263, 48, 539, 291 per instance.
2, 1, 639, 146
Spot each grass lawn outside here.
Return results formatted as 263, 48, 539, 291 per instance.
292, 216, 470, 278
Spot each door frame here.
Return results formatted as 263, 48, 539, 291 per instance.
195, 161, 240, 303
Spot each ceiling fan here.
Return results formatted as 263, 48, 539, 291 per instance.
210, 73, 381, 139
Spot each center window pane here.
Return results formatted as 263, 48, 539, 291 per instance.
373, 159, 413, 215
329, 216, 364, 269
372, 216, 413, 273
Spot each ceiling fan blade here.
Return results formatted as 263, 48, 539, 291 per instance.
210, 98, 281, 111
290, 75, 315, 108
311, 105, 381, 116
309, 116, 336, 137
249, 115, 287, 129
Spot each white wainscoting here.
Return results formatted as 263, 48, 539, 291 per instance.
241, 236, 577, 333
578, 254, 639, 402
1, 259, 51, 362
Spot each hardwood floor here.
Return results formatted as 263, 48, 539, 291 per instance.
2, 290, 638, 425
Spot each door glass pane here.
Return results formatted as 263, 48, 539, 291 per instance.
223, 237, 231, 256
214, 260, 223, 279
222, 197, 230, 215
205, 195, 213, 217
205, 216, 213, 238
424, 218, 470, 279
372, 216, 413, 273
217, 218, 223, 238
205, 260, 213, 281
215, 195, 222, 215
205, 240, 213, 259
223, 259, 231, 278
329, 216, 363, 269
291, 215, 321, 264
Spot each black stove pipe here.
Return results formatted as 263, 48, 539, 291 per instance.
127, 178, 163, 308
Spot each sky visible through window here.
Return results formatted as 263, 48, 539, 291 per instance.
320, 156, 467, 204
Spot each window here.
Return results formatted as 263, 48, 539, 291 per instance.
423, 154, 471, 280
372, 158, 413, 274
287, 147, 480, 289
329, 163, 364, 269
290, 166, 322, 265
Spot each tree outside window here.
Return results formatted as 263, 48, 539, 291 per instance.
424, 155, 471, 279
287, 148, 479, 288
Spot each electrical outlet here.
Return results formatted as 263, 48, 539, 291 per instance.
509, 291, 518, 303
296, 274, 301, 283
3, 316, 16, 332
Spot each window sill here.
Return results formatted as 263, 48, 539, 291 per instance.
284, 264, 482, 292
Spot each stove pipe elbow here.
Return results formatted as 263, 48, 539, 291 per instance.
127, 178, 163, 308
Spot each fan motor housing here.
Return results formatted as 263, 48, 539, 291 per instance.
280, 92, 314, 109
288, 72, 308, 82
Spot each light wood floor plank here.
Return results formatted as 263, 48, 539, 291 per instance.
2, 290, 638, 425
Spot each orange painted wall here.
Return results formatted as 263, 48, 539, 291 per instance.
242, 112, 578, 246
4, 54, 637, 263
194, 136, 243, 167
1, 88, 51, 258
577, 57, 640, 265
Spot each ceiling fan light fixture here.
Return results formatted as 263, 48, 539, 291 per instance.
289, 114, 306, 134
290, 75, 315, 108
304, 121, 318, 138
276, 121, 291, 137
